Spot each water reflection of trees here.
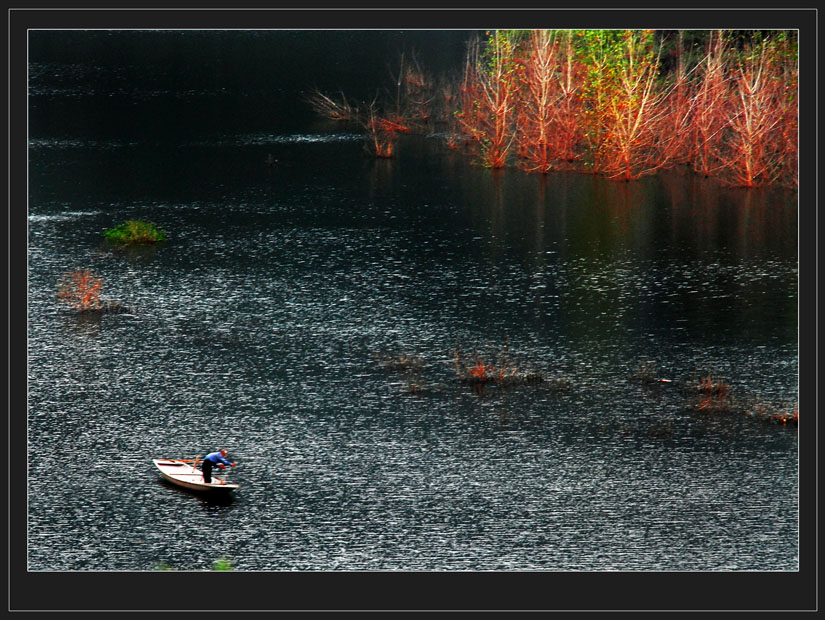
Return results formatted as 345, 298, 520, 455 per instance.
658, 170, 797, 260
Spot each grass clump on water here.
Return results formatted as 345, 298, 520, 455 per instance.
212, 557, 233, 571
104, 220, 167, 244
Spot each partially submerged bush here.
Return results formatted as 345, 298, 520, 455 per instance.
104, 220, 166, 245
212, 557, 233, 571
749, 402, 798, 426
682, 374, 734, 412
57, 268, 103, 311
57, 268, 127, 313
695, 375, 731, 398
454, 346, 543, 387
683, 375, 797, 429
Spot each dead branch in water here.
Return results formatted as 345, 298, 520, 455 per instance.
305, 88, 358, 122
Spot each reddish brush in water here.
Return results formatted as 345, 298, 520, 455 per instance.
57, 268, 103, 311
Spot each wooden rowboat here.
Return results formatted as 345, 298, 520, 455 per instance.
153, 458, 239, 493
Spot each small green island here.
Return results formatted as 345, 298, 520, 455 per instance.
104, 219, 167, 244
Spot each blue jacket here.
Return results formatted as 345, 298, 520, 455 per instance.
204, 451, 232, 466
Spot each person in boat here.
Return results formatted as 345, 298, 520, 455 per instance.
201, 449, 235, 483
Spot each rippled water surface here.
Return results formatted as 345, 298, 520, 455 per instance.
26, 32, 798, 572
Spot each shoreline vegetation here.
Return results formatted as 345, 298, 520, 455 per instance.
308, 29, 798, 188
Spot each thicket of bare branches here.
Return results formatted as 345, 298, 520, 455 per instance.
310, 31, 798, 188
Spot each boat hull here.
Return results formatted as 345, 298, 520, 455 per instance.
153, 459, 239, 493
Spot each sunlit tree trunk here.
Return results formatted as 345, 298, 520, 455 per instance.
691, 30, 730, 178
516, 29, 560, 173
553, 30, 585, 167
772, 33, 798, 187
779, 67, 799, 187
363, 95, 409, 158
659, 30, 697, 167
716, 34, 791, 187
516, 30, 584, 173
588, 30, 669, 181
457, 31, 520, 169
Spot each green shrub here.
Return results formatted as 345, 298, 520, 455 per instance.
212, 557, 233, 571
104, 220, 167, 244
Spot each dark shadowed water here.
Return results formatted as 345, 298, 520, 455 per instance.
27, 31, 798, 572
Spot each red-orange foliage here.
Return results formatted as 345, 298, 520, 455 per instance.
457, 32, 520, 168
363, 98, 409, 158
320, 30, 798, 187
454, 347, 544, 388
778, 81, 799, 188
714, 36, 795, 187
516, 30, 585, 172
468, 363, 490, 379
516, 30, 559, 172
695, 375, 732, 410
551, 32, 586, 167
698, 375, 731, 395
58, 268, 104, 311
691, 31, 730, 178
454, 30, 796, 187
696, 375, 731, 409
592, 31, 672, 181
658, 31, 698, 167
773, 403, 799, 425
750, 401, 798, 425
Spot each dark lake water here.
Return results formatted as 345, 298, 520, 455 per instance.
26, 31, 798, 573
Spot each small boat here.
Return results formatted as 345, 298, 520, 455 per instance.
153, 458, 239, 493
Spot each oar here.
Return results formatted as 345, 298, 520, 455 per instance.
192, 457, 201, 473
